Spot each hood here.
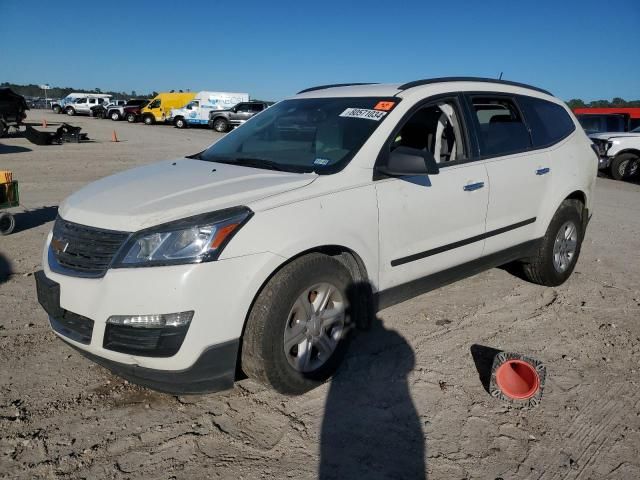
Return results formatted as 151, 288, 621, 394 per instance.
59, 158, 317, 232
590, 132, 640, 140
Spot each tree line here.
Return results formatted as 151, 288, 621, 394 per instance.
567, 98, 640, 109
1, 82, 158, 100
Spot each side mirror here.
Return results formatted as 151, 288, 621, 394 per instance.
376, 146, 439, 177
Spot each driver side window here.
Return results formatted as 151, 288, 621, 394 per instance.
392, 100, 466, 163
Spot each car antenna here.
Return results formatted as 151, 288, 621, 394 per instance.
498, 72, 504, 80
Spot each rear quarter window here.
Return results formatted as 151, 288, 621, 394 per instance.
518, 96, 575, 148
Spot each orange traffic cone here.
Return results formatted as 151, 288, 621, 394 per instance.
111, 130, 119, 142
42, 118, 47, 128
489, 351, 546, 408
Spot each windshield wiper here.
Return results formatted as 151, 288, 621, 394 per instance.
215, 157, 312, 173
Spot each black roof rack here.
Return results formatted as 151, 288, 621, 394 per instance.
398, 77, 552, 96
297, 83, 379, 94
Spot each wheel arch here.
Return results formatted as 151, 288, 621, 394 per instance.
235, 244, 375, 374
614, 148, 640, 159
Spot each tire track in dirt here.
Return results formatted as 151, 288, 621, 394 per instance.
519, 382, 639, 479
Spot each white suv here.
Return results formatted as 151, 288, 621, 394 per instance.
36, 78, 597, 395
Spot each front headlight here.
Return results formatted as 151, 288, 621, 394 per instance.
113, 206, 252, 267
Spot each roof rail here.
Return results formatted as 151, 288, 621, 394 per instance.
297, 83, 379, 94
398, 77, 552, 96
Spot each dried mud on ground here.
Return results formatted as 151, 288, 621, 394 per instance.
1, 112, 639, 479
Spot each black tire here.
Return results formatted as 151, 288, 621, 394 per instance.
0, 212, 16, 235
65, 107, 75, 116
521, 200, 584, 287
212, 117, 228, 132
610, 153, 640, 181
174, 117, 187, 129
110, 111, 121, 121
241, 253, 354, 395
143, 114, 155, 125
52, 105, 61, 114
126, 113, 137, 123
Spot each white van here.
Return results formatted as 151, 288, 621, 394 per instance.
169, 91, 249, 128
37, 77, 597, 395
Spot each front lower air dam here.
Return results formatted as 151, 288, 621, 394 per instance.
489, 352, 546, 408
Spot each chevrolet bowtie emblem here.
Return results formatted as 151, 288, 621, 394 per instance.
51, 237, 69, 254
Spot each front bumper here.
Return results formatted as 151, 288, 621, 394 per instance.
37, 236, 284, 389
598, 156, 612, 170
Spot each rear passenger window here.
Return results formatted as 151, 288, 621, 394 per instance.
471, 97, 531, 157
518, 96, 575, 148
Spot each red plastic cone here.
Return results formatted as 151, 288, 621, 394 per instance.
111, 130, 119, 142
42, 118, 47, 128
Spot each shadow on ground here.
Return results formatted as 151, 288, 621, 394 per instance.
0, 143, 32, 154
319, 314, 426, 479
470, 344, 502, 394
0, 253, 13, 284
13, 206, 58, 233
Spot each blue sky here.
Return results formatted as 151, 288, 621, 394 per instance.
1, 0, 638, 101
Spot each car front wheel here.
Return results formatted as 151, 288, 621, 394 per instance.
241, 253, 353, 395
143, 115, 154, 125
610, 153, 640, 181
212, 118, 228, 132
110, 111, 121, 121
126, 113, 137, 123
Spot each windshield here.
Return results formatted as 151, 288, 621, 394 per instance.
197, 97, 398, 174
577, 114, 627, 134
632, 126, 640, 133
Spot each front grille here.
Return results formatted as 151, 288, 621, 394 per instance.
51, 216, 129, 277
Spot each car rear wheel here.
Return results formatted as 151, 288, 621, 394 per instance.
143, 115, 154, 125
52, 105, 61, 114
610, 153, 640, 181
241, 253, 354, 395
110, 111, 121, 121
126, 113, 137, 123
212, 117, 228, 132
65, 107, 75, 116
174, 117, 187, 129
521, 199, 583, 287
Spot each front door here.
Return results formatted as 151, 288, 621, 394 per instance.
376, 98, 489, 291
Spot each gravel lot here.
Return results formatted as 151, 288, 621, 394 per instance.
1, 111, 639, 479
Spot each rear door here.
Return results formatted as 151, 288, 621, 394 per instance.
376, 95, 489, 291
465, 94, 550, 255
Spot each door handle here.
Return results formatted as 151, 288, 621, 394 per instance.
463, 182, 485, 191
536, 167, 550, 175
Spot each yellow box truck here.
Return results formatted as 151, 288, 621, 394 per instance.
141, 92, 196, 125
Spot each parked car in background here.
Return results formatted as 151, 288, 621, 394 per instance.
123, 101, 149, 123
140, 92, 195, 125
168, 91, 249, 128
52, 93, 95, 114
574, 108, 640, 134
106, 99, 148, 121
590, 127, 640, 180
90, 99, 127, 119
36, 77, 597, 395
208, 101, 269, 132
64, 94, 112, 116
0, 88, 28, 137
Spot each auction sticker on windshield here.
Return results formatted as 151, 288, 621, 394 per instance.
339, 108, 387, 121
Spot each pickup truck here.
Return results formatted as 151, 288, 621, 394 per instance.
590, 127, 640, 180
106, 99, 148, 121
208, 102, 269, 132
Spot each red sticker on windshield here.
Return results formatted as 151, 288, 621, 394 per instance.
374, 101, 395, 111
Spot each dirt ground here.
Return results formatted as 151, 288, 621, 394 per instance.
1, 111, 639, 479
